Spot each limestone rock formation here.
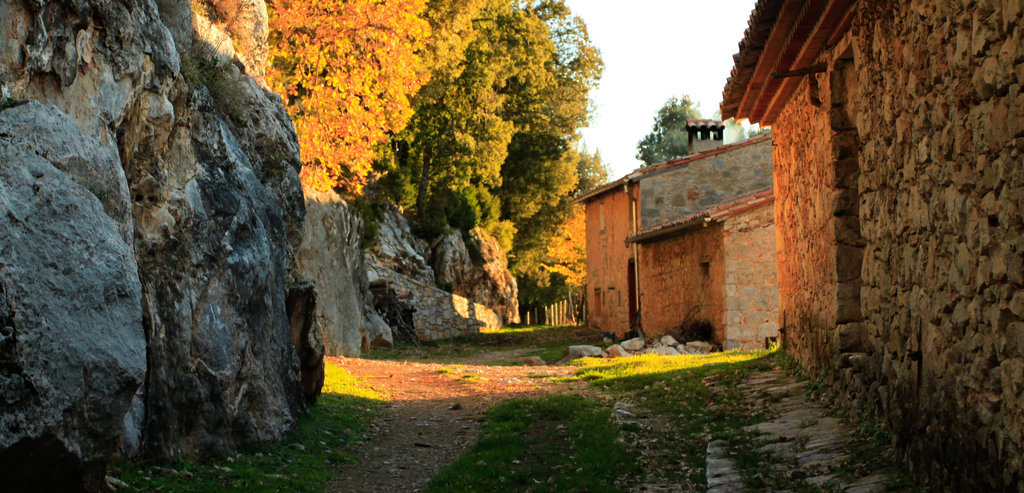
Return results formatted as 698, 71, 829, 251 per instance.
0, 0, 312, 486
0, 103, 145, 492
366, 208, 502, 341
370, 203, 434, 284
296, 185, 393, 357
431, 228, 520, 325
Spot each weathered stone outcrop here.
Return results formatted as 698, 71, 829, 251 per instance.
296, 185, 392, 356
431, 228, 520, 325
0, 103, 145, 492
366, 264, 502, 340
0, 0, 311, 485
367, 208, 502, 341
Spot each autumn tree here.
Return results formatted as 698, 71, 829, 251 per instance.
267, 0, 430, 192
636, 95, 701, 165
542, 204, 585, 288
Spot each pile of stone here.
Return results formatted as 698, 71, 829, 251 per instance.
558, 336, 717, 364
606, 335, 715, 358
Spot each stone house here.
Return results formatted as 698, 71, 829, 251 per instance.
579, 135, 779, 349
721, 1, 1024, 489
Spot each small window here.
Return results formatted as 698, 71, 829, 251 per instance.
699, 255, 711, 277
593, 288, 602, 314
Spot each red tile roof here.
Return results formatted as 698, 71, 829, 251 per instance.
685, 118, 726, 130
720, 0, 856, 124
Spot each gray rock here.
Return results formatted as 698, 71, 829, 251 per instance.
135, 87, 305, 459
660, 335, 680, 346
0, 114, 145, 491
621, 337, 646, 351
686, 341, 714, 354
605, 344, 628, 358
296, 185, 390, 356
565, 345, 604, 359
286, 281, 323, 402
1, 0, 312, 484
366, 209, 501, 341
431, 229, 520, 324
653, 346, 681, 356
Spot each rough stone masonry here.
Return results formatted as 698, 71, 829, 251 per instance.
723, 0, 1024, 490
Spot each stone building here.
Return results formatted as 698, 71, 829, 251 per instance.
721, 1, 1024, 489
580, 136, 779, 349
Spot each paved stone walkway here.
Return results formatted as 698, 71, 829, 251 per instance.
706, 370, 913, 492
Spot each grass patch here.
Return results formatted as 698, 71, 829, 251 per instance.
366, 325, 601, 365
569, 349, 779, 487
426, 394, 635, 492
111, 361, 383, 492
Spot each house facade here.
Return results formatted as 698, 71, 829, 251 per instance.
580, 136, 778, 349
721, 1, 1024, 489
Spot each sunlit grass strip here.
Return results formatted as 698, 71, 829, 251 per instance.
426, 394, 634, 493
113, 361, 383, 492
569, 349, 778, 488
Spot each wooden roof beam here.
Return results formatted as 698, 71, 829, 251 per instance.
760, 0, 856, 125
735, 0, 805, 119
749, 0, 829, 123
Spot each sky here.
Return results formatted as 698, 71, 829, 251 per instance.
562, 0, 759, 179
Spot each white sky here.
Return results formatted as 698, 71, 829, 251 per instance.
563, 0, 759, 178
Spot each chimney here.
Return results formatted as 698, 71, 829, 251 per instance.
686, 119, 725, 155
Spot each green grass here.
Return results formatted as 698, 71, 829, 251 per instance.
569, 349, 780, 487
111, 362, 383, 492
425, 394, 635, 492
366, 325, 602, 365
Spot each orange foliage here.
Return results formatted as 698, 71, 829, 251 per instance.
543, 205, 586, 287
267, 0, 430, 193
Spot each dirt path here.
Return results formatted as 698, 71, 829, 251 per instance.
327, 356, 576, 493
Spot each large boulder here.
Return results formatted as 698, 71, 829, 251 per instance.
296, 185, 393, 356
431, 228, 520, 324
0, 103, 145, 492
0, 0, 312, 478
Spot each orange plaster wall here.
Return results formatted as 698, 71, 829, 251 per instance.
637, 224, 725, 340
583, 186, 637, 337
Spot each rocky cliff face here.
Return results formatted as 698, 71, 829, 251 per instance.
0, 0, 310, 488
365, 208, 510, 340
431, 229, 520, 325
0, 102, 145, 492
296, 185, 392, 357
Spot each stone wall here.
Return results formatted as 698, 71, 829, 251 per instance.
722, 205, 780, 350
639, 138, 773, 229
772, 2, 1024, 489
583, 185, 637, 337
637, 224, 725, 339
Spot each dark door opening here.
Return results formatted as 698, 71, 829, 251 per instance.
627, 259, 637, 328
